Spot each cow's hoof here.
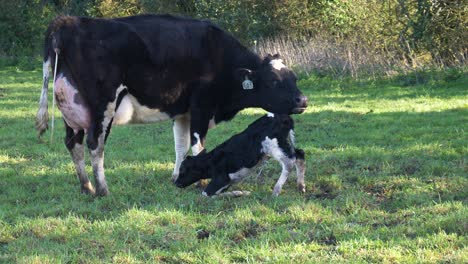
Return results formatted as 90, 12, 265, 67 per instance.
81, 182, 96, 195
95, 186, 109, 197
297, 184, 306, 193
196, 179, 209, 189
272, 186, 281, 197
171, 174, 179, 183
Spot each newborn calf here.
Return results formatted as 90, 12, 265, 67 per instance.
174, 114, 306, 196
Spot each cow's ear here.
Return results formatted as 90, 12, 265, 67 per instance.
235, 68, 254, 80
235, 68, 255, 90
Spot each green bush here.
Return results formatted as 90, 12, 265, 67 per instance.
0, 0, 465, 75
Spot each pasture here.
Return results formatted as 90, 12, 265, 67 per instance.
0, 66, 467, 263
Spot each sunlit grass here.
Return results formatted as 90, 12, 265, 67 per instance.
0, 67, 467, 263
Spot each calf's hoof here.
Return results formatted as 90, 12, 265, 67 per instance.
80, 182, 96, 195
272, 186, 282, 197
196, 179, 209, 189
297, 184, 306, 193
95, 186, 109, 197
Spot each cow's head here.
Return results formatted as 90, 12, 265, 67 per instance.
174, 155, 206, 188
235, 54, 308, 114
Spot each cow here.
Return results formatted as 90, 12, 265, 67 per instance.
35, 14, 308, 196
174, 113, 306, 197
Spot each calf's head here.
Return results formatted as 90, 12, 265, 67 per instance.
236, 54, 308, 114
174, 155, 206, 188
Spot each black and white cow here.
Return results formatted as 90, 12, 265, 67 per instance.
174, 114, 306, 197
36, 14, 307, 196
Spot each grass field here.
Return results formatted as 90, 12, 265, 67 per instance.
0, 66, 467, 263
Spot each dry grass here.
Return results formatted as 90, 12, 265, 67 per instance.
254, 35, 467, 79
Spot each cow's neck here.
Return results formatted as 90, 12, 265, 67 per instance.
214, 43, 263, 122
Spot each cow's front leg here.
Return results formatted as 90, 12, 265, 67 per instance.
172, 114, 191, 182
64, 122, 95, 195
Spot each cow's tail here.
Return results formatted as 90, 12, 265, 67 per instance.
35, 56, 51, 139
36, 22, 62, 141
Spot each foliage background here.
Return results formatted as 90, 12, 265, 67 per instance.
0, 0, 466, 72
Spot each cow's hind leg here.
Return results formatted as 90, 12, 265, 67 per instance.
87, 121, 109, 196
65, 122, 95, 194
294, 148, 306, 193
86, 86, 124, 196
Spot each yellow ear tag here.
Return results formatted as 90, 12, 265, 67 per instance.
242, 78, 254, 90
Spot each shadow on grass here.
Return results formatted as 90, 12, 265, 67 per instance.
0, 108, 465, 223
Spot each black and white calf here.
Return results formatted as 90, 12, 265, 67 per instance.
36, 14, 307, 196
174, 114, 306, 196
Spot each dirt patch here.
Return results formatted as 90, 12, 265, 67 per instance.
308, 232, 337, 246
231, 221, 264, 243
364, 183, 393, 202
308, 180, 340, 200
196, 229, 210, 240
399, 158, 421, 175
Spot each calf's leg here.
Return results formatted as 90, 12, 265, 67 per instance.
272, 158, 294, 196
294, 148, 306, 193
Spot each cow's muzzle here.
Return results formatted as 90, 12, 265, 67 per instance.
292, 95, 308, 114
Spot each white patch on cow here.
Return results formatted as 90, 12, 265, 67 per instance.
113, 94, 171, 124
90, 137, 108, 195
36, 59, 51, 134
102, 84, 126, 130
270, 59, 286, 70
228, 168, 250, 182
54, 75, 91, 132
192, 132, 204, 155
261, 137, 285, 160
129, 95, 170, 123
172, 115, 190, 181
202, 191, 208, 197
113, 95, 133, 125
289, 129, 295, 146
267, 112, 275, 118
208, 117, 216, 129
43, 59, 50, 79
215, 184, 230, 195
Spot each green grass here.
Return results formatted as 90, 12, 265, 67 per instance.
0, 66, 467, 263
